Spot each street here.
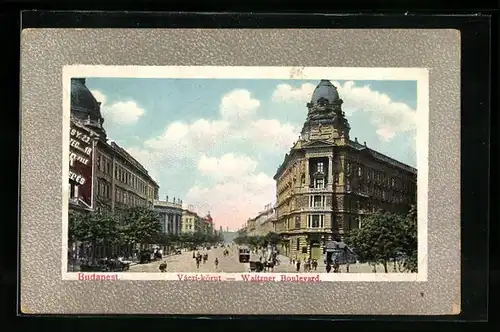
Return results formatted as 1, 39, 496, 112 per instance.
128, 245, 384, 273
129, 245, 304, 273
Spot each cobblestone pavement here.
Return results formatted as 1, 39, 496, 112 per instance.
128, 245, 394, 273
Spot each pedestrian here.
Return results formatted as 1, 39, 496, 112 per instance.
159, 261, 167, 272
296, 259, 301, 272
326, 263, 332, 273
215, 258, 219, 269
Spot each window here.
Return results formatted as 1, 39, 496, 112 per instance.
310, 195, 324, 207
295, 216, 301, 229
317, 162, 324, 173
296, 239, 300, 251
346, 179, 351, 191
308, 215, 323, 228
314, 178, 325, 189
358, 166, 362, 177
301, 174, 305, 184
391, 178, 395, 187
346, 161, 351, 173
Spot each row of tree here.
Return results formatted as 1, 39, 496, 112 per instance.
233, 205, 418, 273
69, 206, 224, 260
233, 231, 283, 248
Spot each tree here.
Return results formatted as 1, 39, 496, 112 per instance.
233, 235, 248, 245
68, 211, 86, 244
264, 232, 282, 246
121, 206, 162, 249
400, 204, 418, 272
69, 211, 120, 262
344, 211, 407, 273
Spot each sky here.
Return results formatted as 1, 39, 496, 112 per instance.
85, 78, 418, 231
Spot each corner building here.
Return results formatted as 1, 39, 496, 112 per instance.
273, 80, 417, 260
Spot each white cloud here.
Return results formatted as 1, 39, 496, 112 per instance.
91, 90, 107, 105
185, 171, 275, 230
271, 81, 417, 142
271, 83, 316, 102
126, 146, 164, 182
245, 119, 299, 151
219, 89, 260, 121
144, 119, 230, 155
91, 89, 145, 125
197, 153, 258, 179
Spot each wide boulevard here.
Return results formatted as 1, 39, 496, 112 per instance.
129, 245, 302, 273
128, 244, 381, 273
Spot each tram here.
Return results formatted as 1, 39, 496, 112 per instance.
238, 245, 251, 263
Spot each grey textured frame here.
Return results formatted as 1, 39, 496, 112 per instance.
20, 29, 461, 315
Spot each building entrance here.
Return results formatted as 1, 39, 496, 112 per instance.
310, 241, 322, 260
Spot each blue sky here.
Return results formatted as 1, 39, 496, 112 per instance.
86, 78, 417, 230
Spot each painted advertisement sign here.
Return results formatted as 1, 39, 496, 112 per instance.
69, 122, 95, 208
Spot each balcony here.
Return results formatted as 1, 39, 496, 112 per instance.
299, 185, 333, 194
300, 206, 332, 213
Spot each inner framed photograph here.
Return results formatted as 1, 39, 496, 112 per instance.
61, 66, 428, 283
20, 26, 463, 316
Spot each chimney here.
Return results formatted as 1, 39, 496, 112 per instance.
165, 195, 168, 202
364, 141, 367, 146
355, 137, 358, 143
173, 197, 176, 203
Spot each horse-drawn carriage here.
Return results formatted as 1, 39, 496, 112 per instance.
324, 240, 356, 273
244, 245, 278, 272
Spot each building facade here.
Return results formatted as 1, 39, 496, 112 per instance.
273, 80, 417, 261
181, 209, 200, 233
154, 196, 183, 235
70, 78, 159, 215
246, 203, 277, 237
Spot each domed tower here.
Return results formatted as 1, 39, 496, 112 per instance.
300, 79, 350, 142
71, 78, 107, 139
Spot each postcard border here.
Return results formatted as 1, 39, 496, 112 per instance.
20, 28, 460, 315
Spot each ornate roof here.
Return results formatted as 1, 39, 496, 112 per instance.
71, 78, 106, 137
310, 79, 340, 104
71, 78, 101, 115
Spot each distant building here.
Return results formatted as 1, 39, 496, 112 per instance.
181, 209, 199, 233
69, 78, 159, 215
154, 196, 183, 235
273, 79, 417, 261
202, 213, 215, 235
245, 203, 276, 237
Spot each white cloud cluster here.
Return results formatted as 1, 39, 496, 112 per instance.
245, 119, 299, 150
198, 153, 258, 179
271, 81, 417, 142
186, 154, 276, 230
91, 90, 145, 125
272, 82, 316, 102
220, 89, 260, 121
